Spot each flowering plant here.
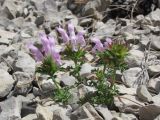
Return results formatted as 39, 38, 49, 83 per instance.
57, 21, 86, 84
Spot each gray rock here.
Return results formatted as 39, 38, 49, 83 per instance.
0, 29, 16, 39
139, 104, 160, 120
122, 67, 143, 88
0, 38, 10, 45
0, 69, 15, 98
35, 16, 44, 27
93, 20, 116, 39
151, 36, 160, 50
152, 93, 160, 105
36, 104, 53, 120
0, 97, 21, 120
13, 72, 33, 95
95, 105, 113, 120
14, 51, 35, 75
125, 50, 144, 67
148, 65, 160, 76
80, 63, 94, 77
111, 111, 138, 120
148, 77, 160, 94
136, 85, 152, 102
22, 114, 37, 120
146, 9, 160, 26
154, 114, 160, 120
114, 95, 144, 114
70, 102, 103, 120
52, 109, 68, 120
61, 73, 77, 86
81, 0, 110, 17
41, 79, 55, 92
116, 84, 136, 95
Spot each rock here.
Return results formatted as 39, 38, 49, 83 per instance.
151, 36, 160, 50
2, 0, 17, 19
152, 93, 160, 105
81, 0, 110, 17
22, 114, 37, 120
85, 53, 94, 62
0, 97, 21, 120
0, 38, 10, 45
79, 18, 93, 26
93, 20, 116, 39
146, 9, 160, 26
0, 69, 15, 98
36, 104, 53, 120
14, 51, 35, 76
0, 29, 16, 39
114, 95, 144, 114
80, 63, 94, 77
13, 72, 33, 95
148, 65, 160, 76
154, 114, 160, 120
123, 32, 140, 44
148, 77, 160, 94
111, 111, 138, 120
35, 16, 44, 27
61, 60, 75, 69
136, 85, 152, 102
139, 104, 160, 120
52, 109, 68, 120
41, 79, 55, 92
122, 67, 143, 88
70, 102, 103, 120
125, 50, 144, 67
61, 73, 77, 86
95, 105, 113, 120
116, 84, 136, 95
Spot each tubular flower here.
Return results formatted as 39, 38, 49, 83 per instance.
27, 42, 43, 62
91, 37, 104, 52
92, 37, 113, 52
28, 33, 62, 65
104, 38, 112, 48
57, 21, 86, 51
56, 27, 70, 43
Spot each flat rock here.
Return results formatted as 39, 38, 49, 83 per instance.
139, 104, 160, 120
70, 102, 103, 120
125, 50, 144, 67
0, 97, 21, 120
14, 51, 35, 76
114, 95, 144, 114
122, 67, 143, 88
136, 85, 152, 102
21, 114, 37, 120
148, 77, 160, 94
0, 69, 15, 98
148, 65, 160, 76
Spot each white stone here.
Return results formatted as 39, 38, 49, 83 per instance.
0, 69, 15, 98
125, 50, 144, 67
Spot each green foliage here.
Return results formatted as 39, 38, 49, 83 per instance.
80, 80, 118, 105
36, 56, 58, 76
98, 43, 128, 71
53, 87, 72, 104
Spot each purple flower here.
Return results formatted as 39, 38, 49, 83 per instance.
28, 33, 62, 65
76, 31, 86, 47
91, 37, 104, 52
27, 42, 43, 62
57, 21, 86, 51
104, 38, 112, 48
57, 27, 70, 43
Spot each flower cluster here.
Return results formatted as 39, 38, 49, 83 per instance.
91, 37, 112, 52
57, 21, 86, 51
28, 33, 61, 65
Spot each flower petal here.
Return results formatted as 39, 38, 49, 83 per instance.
76, 31, 86, 47
57, 27, 69, 43
39, 33, 51, 55
91, 37, 104, 52
27, 42, 43, 61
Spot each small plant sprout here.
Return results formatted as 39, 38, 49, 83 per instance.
28, 33, 71, 104
57, 21, 86, 84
